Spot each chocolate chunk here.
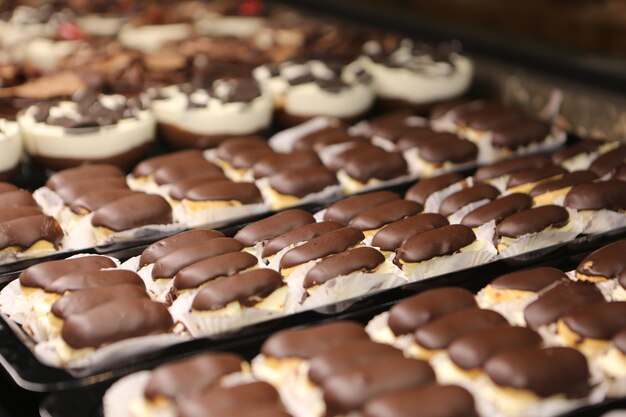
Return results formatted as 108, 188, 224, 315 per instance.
615, 328, 626, 354
0, 190, 38, 208
490, 267, 567, 292
46, 164, 124, 191
216, 138, 271, 163
349, 200, 422, 231
418, 137, 478, 164
192, 269, 283, 311
262, 221, 343, 258
372, 213, 449, 251
303, 247, 384, 288
405, 173, 464, 205
506, 165, 566, 189
438, 183, 500, 217
308, 340, 400, 385
51, 284, 148, 319
0, 183, 18, 194
252, 151, 321, 179
144, 353, 244, 400
61, 298, 173, 349
323, 356, 436, 415
177, 382, 282, 417
388, 288, 477, 335
0, 215, 63, 250
563, 302, 626, 340
415, 308, 508, 350
344, 150, 408, 182
456, 103, 523, 131
324, 191, 401, 226
491, 119, 551, 149
576, 240, 626, 280
132, 150, 204, 177
268, 166, 338, 198
91, 194, 172, 232
168, 173, 229, 201
474, 155, 551, 181
139, 229, 224, 268
153, 238, 244, 279
529, 170, 597, 197
449, 326, 542, 370
174, 251, 258, 291
153, 159, 222, 185
485, 347, 590, 398
69, 190, 140, 214
564, 180, 626, 211
56, 177, 129, 204
552, 139, 603, 165
460, 193, 532, 228
261, 321, 368, 359
397, 224, 476, 263
19, 256, 116, 289
496, 205, 569, 239
181, 180, 262, 204
231, 148, 277, 169
0, 207, 42, 223
589, 145, 626, 177
363, 384, 478, 417
279, 227, 364, 270
234, 209, 315, 247
524, 281, 605, 329
46, 269, 144, 294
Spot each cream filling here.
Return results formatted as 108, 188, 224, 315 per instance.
399, 239, 484, 277
1, 240, 56, 256
556, 319, 610, 359
264, 187, 301, 211
191, 286, 287, 317
507, 174, 564, 195
118, 23, 192, 52
481, 380, 563, 417
56, 337, 96, 363
479, 285, 535, 305
337, 170, 382, 195
129, 396, 175, 417
597, 346, 626, 378
532, 186, 571, 206
22, 38, 80, 72
283, 82, 374, 119
0, 120, 22, 171
497, 219, 575, 252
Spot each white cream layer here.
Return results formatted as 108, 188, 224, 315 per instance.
118, 23, 192, 52
0, 120, 22, 172
77, 14, 126, 37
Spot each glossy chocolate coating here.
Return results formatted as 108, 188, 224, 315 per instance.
344, 150, 408, 182
367, 110, 414, 141
589, 144, 626, 177
139, 229, 224, 267
0, 183, 18, 194
324, 191, 401, 226
615, 328, 626, 354
460, 193, 532, 227
576, 240, 626, 279
363, 384, 478, 417
563, 302, 626, 340
619, 270, 626, 290
388, 287, 476, 335
490, 267, 567, 292
485, 347, 590, 398
372, 213, 449, 252
0, 214, 63, 249
144, 352, 243, 400
0, 190, 38, 208
234, 209, 315, 247
215, 137, 270, 162
230, 148, 277, 170
51, 284, 149, 319
506, 165, 566, 188
325, 143, 385, 172
46, 164, 124, 190
552, 139, 603, 165
261, 321, 368, 359
262, 221, 343, 258
529, 170, 597, 197
303, 247, 385, 288
448, 326, 542, 370
524, 281, 605, 329
396, 129, 440, 151
192, 269, 283, 311
438, 183, 499, 217
405, 173, 464, 205
323, 356, 436, 415
564, 180, 626, 211
55, 177, 129, 204
168, 173, 229, 200
252, 151, 322, 179
293, 126, 355, 152
474, 155, 550, 181
184, 180, 262, 204
308, 340, 400, 385
268, 166, 338, 198
132, 150, 204, 177
46, 269, 144, 294
69, 189, 140, 214
152, 237, 244, 279
19, 255, 116, 289
454, 102, 522, 130
349, 200, 422, 231
418, 138, 477, 164
0, 206, 42, 223
491, 119, 550, 149
397, 224, 476, 263
279, 227, 364, 270
174, 251, 258, 291
496, 205, 568, 239
414, 308, 508, 350
61, 298, 173, 349
153, 158, 222, 185
91, 193, 172, 231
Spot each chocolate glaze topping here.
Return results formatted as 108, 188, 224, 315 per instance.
174, 251, 258, 291
349, 200, 422, 231
0, 183, 18, 194
51, 284, 149, 319
91, 193, 172, 231
132, 150, 204, 177
70, 189, 140, 214
262, 221, 343, 258
417, 137, 477, 164
563, 302, 626, 340
552, 139, 603, 165
397, 224, 476, 263
506, 165, 566, 188
615, 328, 626, 354
47, 269, 144, 294
46, 164, 124, 191
324, 191, 401, 226
461, 193, 532, 228
344, 150, 408, 183
474, 155, 550, 181
438, 183, 500, 217
0, 190, 38, 208
235, 209, 315, 247
216, 137, 270, 162
19, 256, 116, 289
496, 205, 569, 239
153, 158, 222, 185
576, 240, 626, 279
564, 180, 626, 211
491, 119, 550, 149
529, 170, 597, 197
56, 177, 129, 204
589, 145, 626, 177
0, 215, 63, 250
139, 229, 224, 267
490, 267, 567, 292
372, 213, 449, 252
303, 247, 385, 288
268, 166, 338, 198
405, 173, 464, 205
168, 173, 229, 200
183, 180, 263, 204
252, 151, 322, 179
0, 207, 42, 223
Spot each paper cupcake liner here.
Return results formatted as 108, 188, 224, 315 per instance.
423, 177, 473, 213
103, 370, 153, 417
595, 349, 626, 398
269, 117, 338, 152
430, 113, 459, 134
364, 311, 415, 353
474, 128, 567, 166
611, 285, 626, 302
336, 170, 418, 196
430, 352, 485, 388
474, 289, 538, 327
277, 369, 326, 417
33, 187, 64, 218
173, 200, 268, 229
267, 241, 308, 272
580, 210, 626, 235
257, 178, 343, 211
135, 263, 175, 302
560, 142, 620, 172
